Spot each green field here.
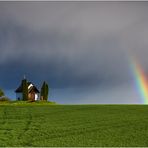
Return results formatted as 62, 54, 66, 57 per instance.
0, 104, 148, 147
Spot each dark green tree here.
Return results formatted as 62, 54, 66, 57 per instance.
0, 88, 4, 97
22, 79, 28, 101
40, 81, 49, 101
45, 83, 49, 100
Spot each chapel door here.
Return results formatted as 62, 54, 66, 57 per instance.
29, 91, 35, 101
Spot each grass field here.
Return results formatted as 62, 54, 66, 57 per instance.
0, 104, 148, 146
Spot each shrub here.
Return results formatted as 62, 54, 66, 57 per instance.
0, 97, 10, 102
0, 89, 4, 97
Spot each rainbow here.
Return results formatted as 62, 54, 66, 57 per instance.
130, 56, 148, 104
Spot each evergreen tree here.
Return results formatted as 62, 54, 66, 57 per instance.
45, 83, 49, 100
0, 88, 4, 97
22, 79, 28, 101
40, 81, 49, 101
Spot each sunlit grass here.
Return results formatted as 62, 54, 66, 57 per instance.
0, 105, 148, 146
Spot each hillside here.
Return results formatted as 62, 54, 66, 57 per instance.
0, 105, 148, 146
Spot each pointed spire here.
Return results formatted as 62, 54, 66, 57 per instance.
23, 74, 26, 80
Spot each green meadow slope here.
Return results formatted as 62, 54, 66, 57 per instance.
0, 104, 148, 146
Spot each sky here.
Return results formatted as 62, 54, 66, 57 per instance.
0, 1, 148, 104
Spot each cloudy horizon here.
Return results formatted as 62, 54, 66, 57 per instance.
0, 1, 148, 104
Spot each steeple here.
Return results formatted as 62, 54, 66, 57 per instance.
23, 74, 26, 80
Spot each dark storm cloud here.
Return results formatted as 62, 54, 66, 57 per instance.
0, 1, 148, 91
0, 19, 128, 89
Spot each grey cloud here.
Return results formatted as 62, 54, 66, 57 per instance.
0, 20, 129, 89
0, 2, 148, 104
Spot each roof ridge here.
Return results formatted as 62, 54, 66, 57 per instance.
15, 81, 39, 93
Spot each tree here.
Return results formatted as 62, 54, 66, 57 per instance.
0, 88, 4, 97
40, 81, 49, 101
22, 79, 28, 101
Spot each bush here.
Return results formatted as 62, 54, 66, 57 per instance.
0, 89, 4, 97
0, 97, 10, 102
